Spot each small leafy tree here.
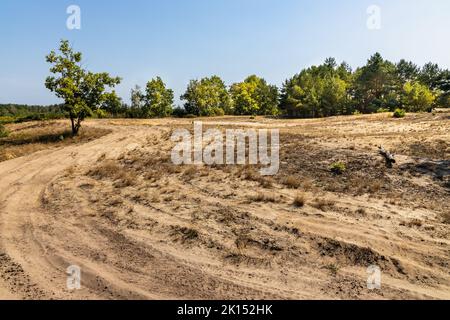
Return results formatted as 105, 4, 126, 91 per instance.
230, 75, 279, 116
230, 81, 259, 115
143, 77, 174, 117
45, 40, 121, 135
279, 59, 351, 117
402, 82, 435, 112
181, 76, 231, 116
102, 91, 123, 116
128, 85, 145, 118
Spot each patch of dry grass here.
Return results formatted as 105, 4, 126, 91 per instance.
182, 166, 199, 179
88, 160, 138, 187
311, 198, 336, 212
282, 176, 302, 189
248, 192, 279, 203
171, 226, 199, 243
293, 193, 306, 208
443, 212, 450, 224
0, 121, 110, 162
323, 263, 340, 276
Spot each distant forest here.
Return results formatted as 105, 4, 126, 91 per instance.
0, 104, 66, 123
2, 53, 450, 123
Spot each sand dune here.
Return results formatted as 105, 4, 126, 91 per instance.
0, 114, 449, 299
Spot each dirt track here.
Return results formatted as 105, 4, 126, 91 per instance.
0, 115, 449, 300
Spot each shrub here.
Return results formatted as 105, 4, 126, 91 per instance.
213, 108, 225, 116
293, 193, 306, 207
377, 108, 390, 113
0, 123, 8, 138
324, 263, 340, 276
172, 106, 187, 118
393, 108, 406, 118
95, 109, 108, 119
443, 211, 450, 224
311, 198, 336, 211
282, 176, 302, 189
248, 192, 279, 203
330, 162, 346, 174
0, 116, 16, 124
182, 166, 198, 180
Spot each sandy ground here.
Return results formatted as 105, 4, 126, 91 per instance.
0, 113, 449, 300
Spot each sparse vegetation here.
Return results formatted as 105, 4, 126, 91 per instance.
443, 212, 450, 224
402, 219, 423, 228
171, 226, 199, 243
88, 160, 137, 187
0, 123, 8, 138
393, 108, 406, 118
248, 192, 279, 203
0, 121, 110, 162
10, 114, 448, 300
293, 193, 306, 207
282, 176, 302, 189
182, 166, 198, 179
324, 263, 340, 276
330, 162, 346, 175
311, 198, 336, 212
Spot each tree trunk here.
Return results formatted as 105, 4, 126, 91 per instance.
70, 115, 80, 136
70, 116, 77, 136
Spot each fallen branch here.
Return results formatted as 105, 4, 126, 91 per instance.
379, 146, 396, 168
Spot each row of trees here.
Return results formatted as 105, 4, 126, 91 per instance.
280, 54, 449, 117
122, 74, 279, 118
100, 74, 280, 118
45, 40, 450, 135
122, 54, 449, 118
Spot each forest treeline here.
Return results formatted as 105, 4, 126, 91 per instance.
0, 104, 65, 122
2, 51, 450, 126
103, 53, 450, 118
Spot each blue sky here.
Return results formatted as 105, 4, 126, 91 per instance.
1, 0, 449, 105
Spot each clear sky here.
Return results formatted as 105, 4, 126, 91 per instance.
1, 0, 449, 105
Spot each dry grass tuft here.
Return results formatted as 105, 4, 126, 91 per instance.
248, 192, 279, 203
171, 226, 199, 243
323, 263, 340, 276
182, 166, 198, 179
88, 161, 122, 179
401, 219, 423, 228
293, 193, 306, 207
88, 160, 138, 187
443, 212, 450, 224
282, 176, 302, 189
259, 177, 274, 189
0, 121, 110, 162
311, 198, 336, 211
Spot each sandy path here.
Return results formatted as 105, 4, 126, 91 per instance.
0, 123, 288, 299
0, 123, 153, 299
